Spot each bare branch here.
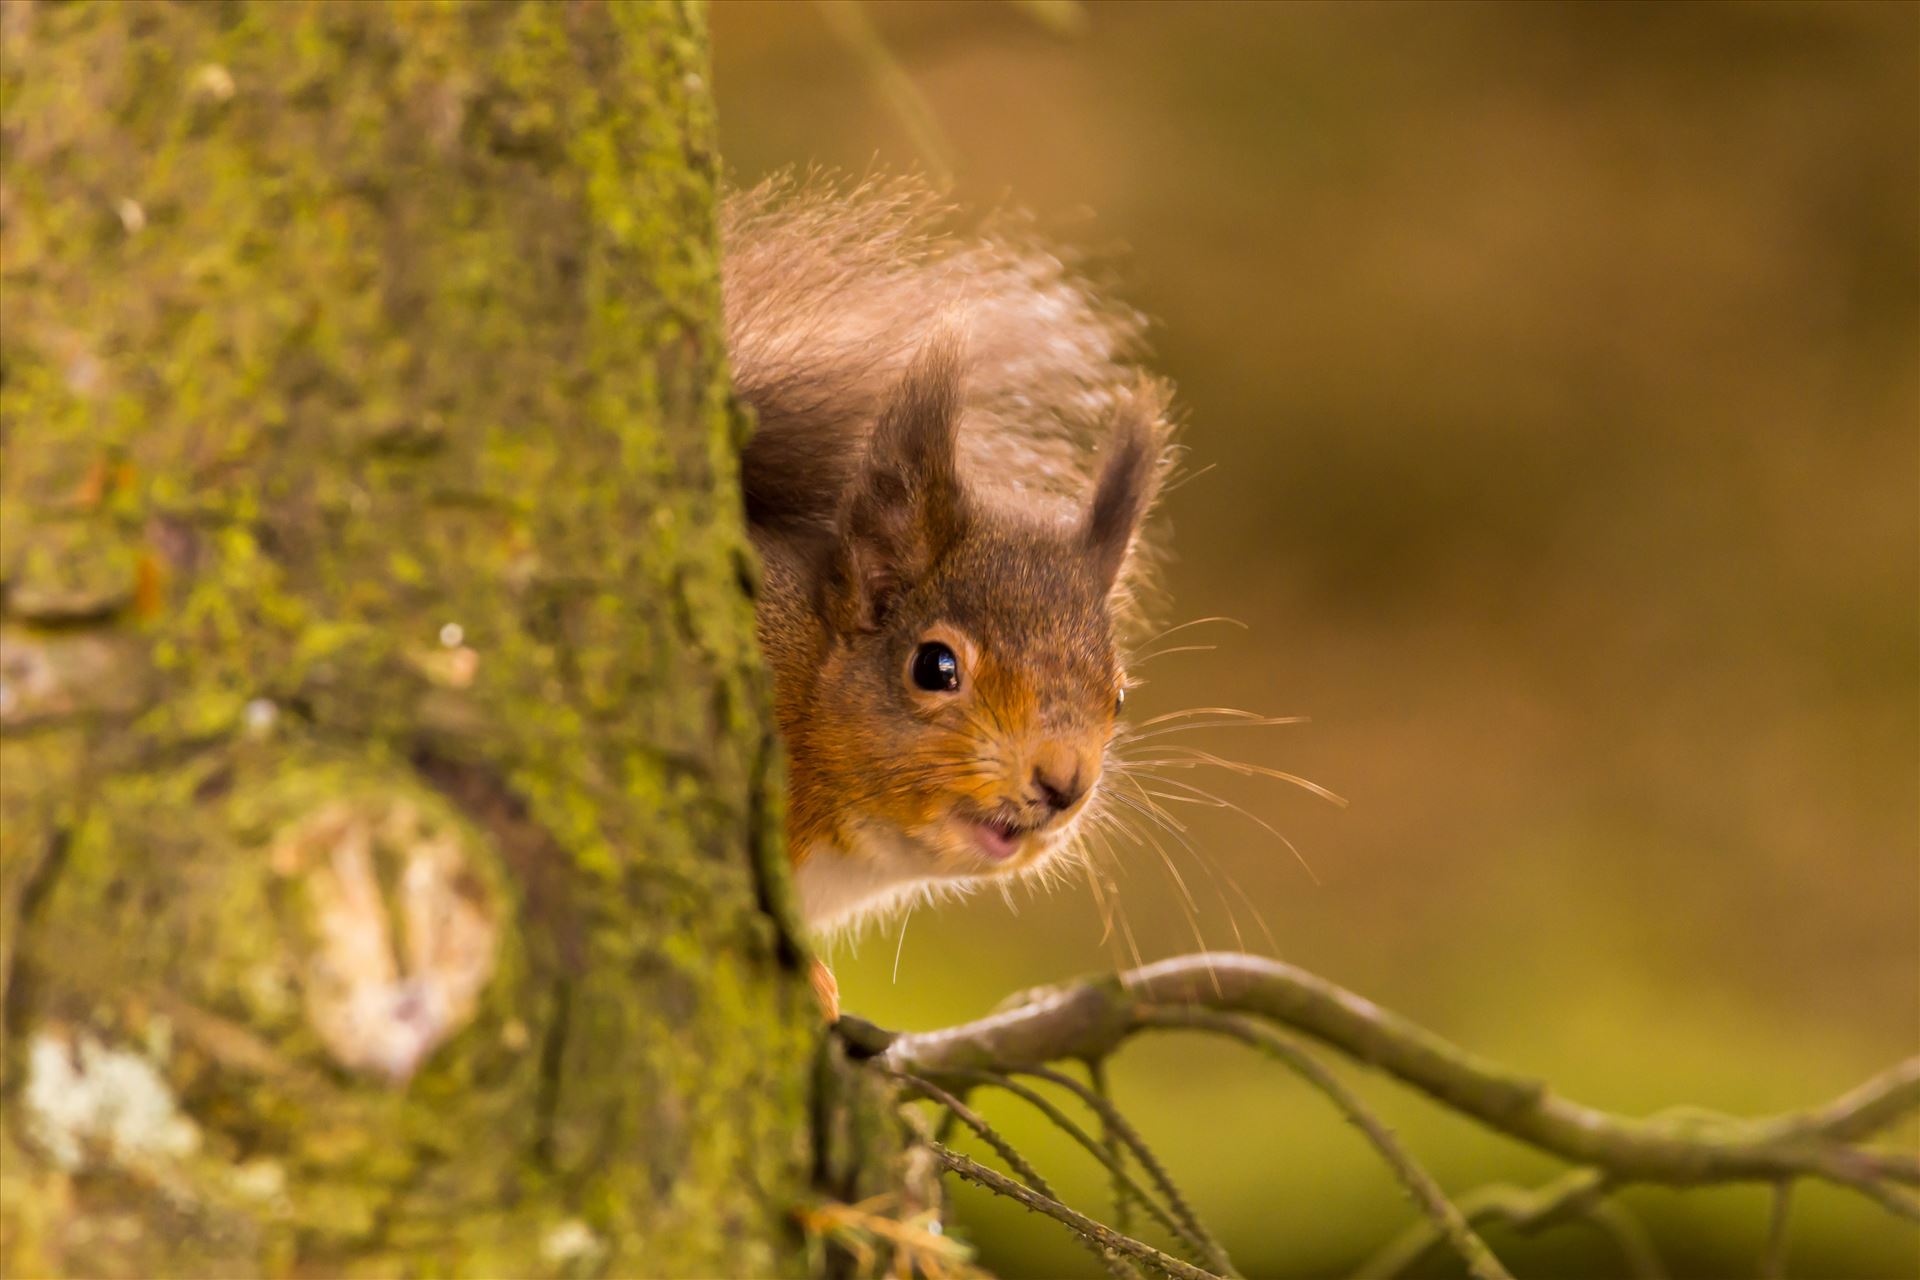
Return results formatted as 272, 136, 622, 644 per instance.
1148, 1010, 1513, 1280
893, 1072, 1057, 1200
1016, 1064, 1240, 1278
1350, 1169, 1666, 1280
1089, 1057, 1134, 1236
939, 1068, 1214, 1267
930, 1144, 1225, 1280
1761, 1182, 1793, 1280
1582, 1197, 1667, 1280
1755, 1056, 1920, 1145
885, 952, 1918, 1205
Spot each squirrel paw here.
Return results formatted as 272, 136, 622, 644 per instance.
809, 957, 840, 1023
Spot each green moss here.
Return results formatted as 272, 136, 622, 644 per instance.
1, 1, 827, 1274
1, 520, 138, 623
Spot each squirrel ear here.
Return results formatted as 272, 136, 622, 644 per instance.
1082, 383, 1165, 592
826, 337, 967, 632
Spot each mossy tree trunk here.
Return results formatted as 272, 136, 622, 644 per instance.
0, 3, 892, 1275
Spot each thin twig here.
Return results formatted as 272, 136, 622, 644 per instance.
893, 1071, 1056, 1200
1018, 1063, 1239, 1277
940, 1068, 1206, 1265
1761, 1182, 1793, 1280
1089, 1056, 1135, 1236
931, 1143, 1225, 1280
1146, 1009, 1512, 1280
1582, 1197, 1666, 1280
1350, 1169, 1666, 1280
1757, 1057, 1920, 1144
1820, 1172, 1920, 1223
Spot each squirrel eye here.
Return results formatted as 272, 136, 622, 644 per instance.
910, 641, 961, 693
1115, 686, 1127, 715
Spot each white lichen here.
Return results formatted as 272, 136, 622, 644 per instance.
272, 799, 498, 1083
23, 1029, 200, 1172
189, 63, 235, 103
231, 1158, 288, 1204
541, 1219, 606, 1269
243, 697, 279, 736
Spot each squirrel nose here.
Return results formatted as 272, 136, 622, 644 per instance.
1030, 744, 1095, 814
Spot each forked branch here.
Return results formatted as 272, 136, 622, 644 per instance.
885, 953, 1918, 1202
880, 952, 1917, 1278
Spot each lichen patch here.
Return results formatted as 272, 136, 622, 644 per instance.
22, 1027, 201, 1173
272, 798, 498, 1083
540, 1218, 606, 1271
0, 625, 149, 728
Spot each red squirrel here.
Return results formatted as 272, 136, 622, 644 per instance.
722, 177, 1174, 1009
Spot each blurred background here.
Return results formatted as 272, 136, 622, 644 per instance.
713, 3, 1918, 1278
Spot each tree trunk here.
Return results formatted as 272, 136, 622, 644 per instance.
0, 3, 885, 1274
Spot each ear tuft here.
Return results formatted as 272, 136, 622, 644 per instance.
826, 335, 967, 632
1082, 380, 1167, 591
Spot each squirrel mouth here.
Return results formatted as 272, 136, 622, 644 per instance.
960, 810, 1035, 862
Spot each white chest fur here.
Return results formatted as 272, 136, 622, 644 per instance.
794, 826, 955, 938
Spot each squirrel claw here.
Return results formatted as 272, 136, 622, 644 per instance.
809, 957, 840, 1023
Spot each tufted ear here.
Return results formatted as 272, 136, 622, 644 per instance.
825, 337, 967, 633
1082, 383, 1165, 592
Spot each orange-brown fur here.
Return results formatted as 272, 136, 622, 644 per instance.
722, 175, 1174, 938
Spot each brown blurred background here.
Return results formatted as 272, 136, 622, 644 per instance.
712, 3, 1918, 1276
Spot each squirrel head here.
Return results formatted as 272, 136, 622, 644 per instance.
791, 337, 1164, 908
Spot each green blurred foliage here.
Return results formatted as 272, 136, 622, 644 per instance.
713, 3, 1917, 1276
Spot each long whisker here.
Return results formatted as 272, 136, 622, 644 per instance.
1155, 460, 1219, 497
1079, 821, 1148, 974
1122, 770, 1322, 885
1115, 714, 1310, 744
1213, 871, 1249, 954
1108, 860, 1146, 974
1077, 814, 1148, 973
1211, 857, 1282, 955
1105, 790, 1202, 915
1131, 706, 1303, 729
1103, 785, 1257, 994
1108, 767, 1287, 958
1129, 643, 1219, 666
1099, 796, 1216, 982
891, 906, 913, 983
1121, 747, 1348, 808
1080, 842, 1118, 949
1133, 615, 1250, 648
1104, 776, 1194, 842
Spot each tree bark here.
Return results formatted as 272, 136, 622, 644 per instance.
0, 2, 867, 1274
